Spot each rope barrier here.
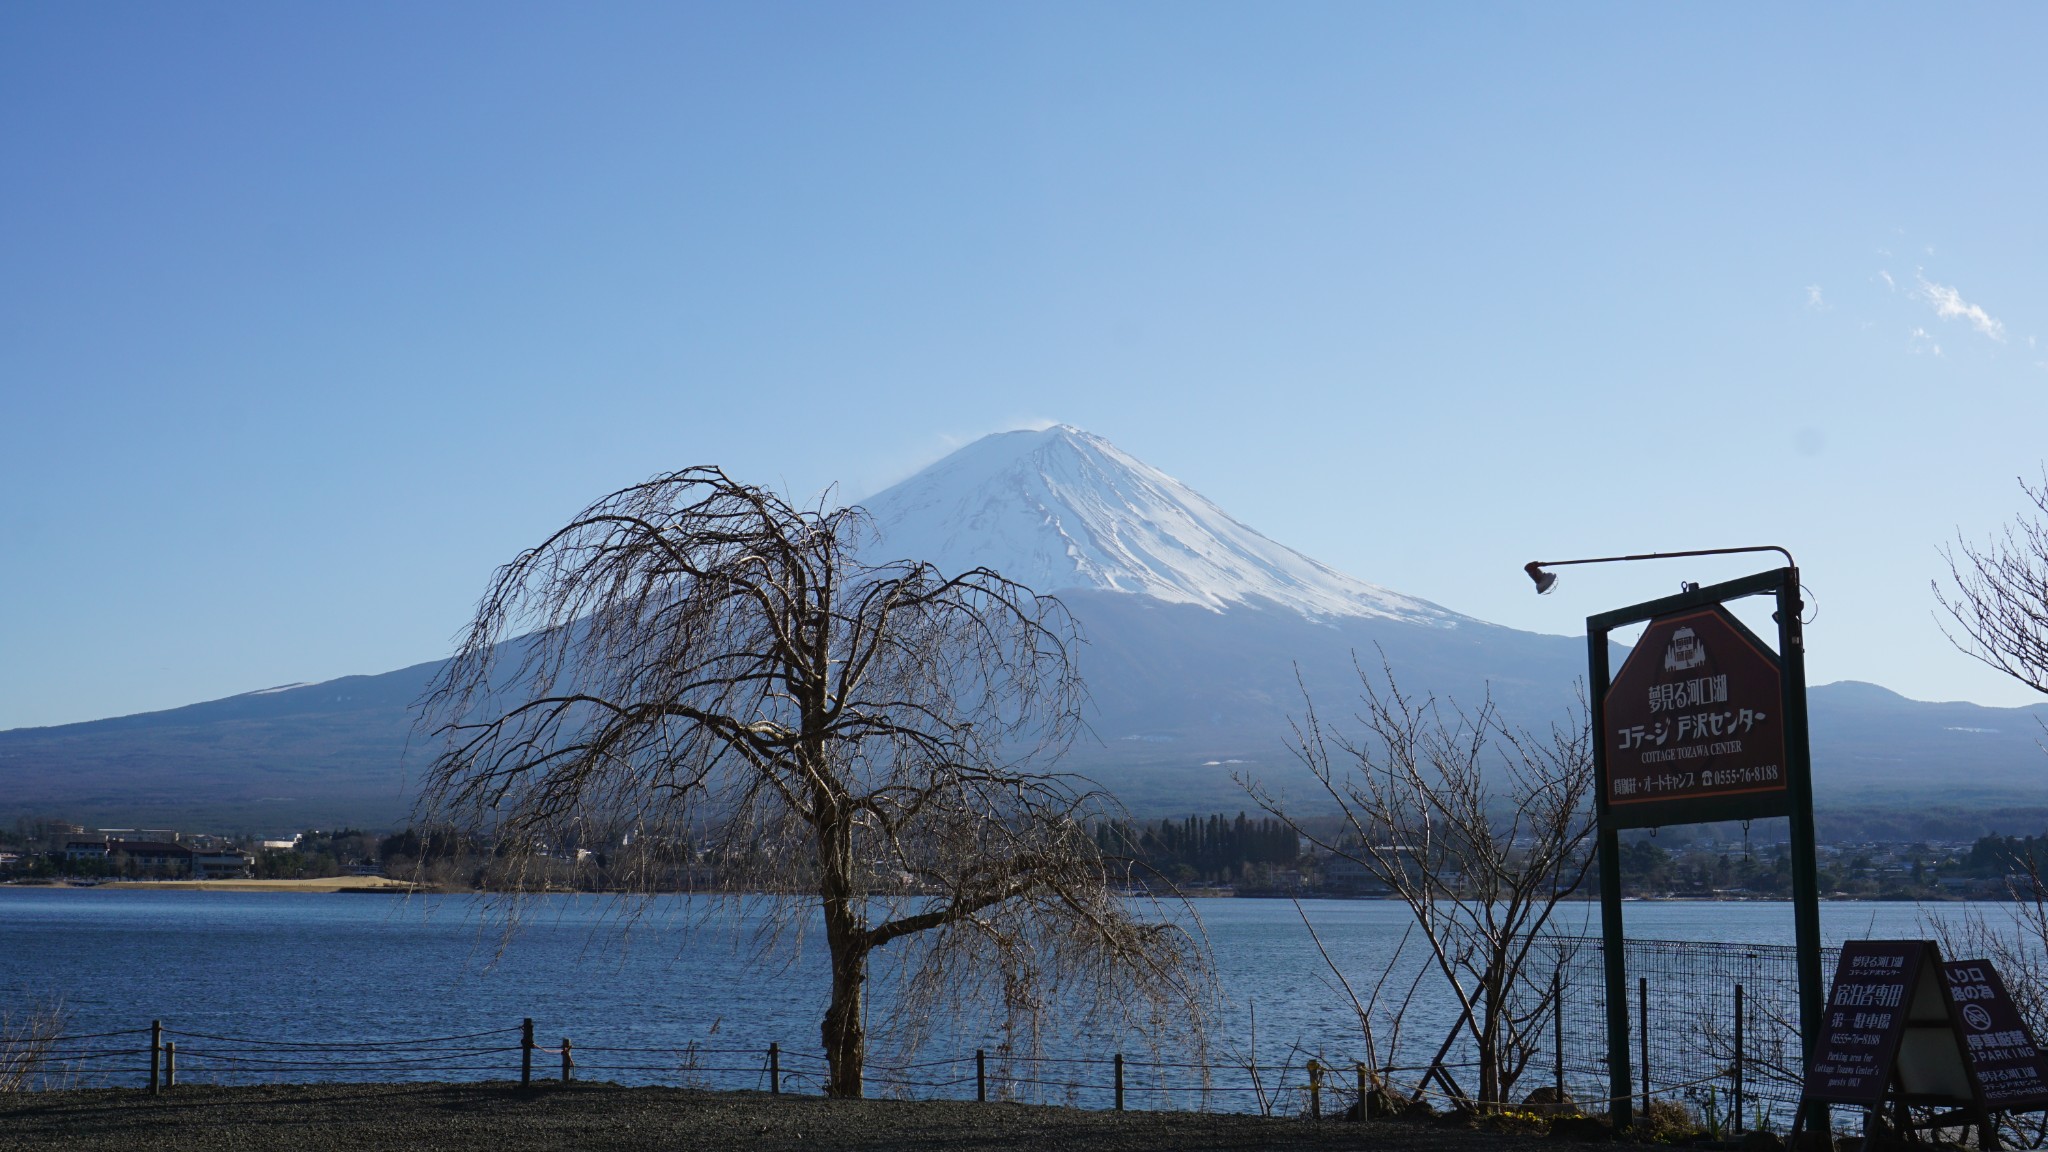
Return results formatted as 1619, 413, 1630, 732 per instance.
6, 1006, 1788, 1127
163, 1026, 521, 1047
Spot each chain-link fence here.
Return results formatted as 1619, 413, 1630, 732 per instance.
1546, 935, 1834, 1131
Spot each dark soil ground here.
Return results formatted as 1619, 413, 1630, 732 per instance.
0, 1082, 1619, 1152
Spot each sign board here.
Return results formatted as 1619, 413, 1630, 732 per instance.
1600, 604, 1790, 827
1945, 960, 2048, 1110
1800, 940, 2048, 1122
1805, 940, 1942, 1106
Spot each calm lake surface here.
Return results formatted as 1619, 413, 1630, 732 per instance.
0, 888, 2020, 1105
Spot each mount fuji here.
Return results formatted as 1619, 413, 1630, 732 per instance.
4, 426, 2048, 831
860, 425, 1463, 626
850, 425, 1596, 807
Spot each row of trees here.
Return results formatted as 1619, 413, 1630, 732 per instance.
1094, 812, 1301, 886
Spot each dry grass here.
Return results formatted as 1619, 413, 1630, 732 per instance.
0, 1001, 64, 1093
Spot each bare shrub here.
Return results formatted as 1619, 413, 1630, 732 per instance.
1246, 656, 1594, 1109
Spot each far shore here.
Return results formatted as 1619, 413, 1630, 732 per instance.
96, 876, 426, 894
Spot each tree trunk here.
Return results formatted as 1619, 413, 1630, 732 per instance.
818, 795, 867, 1097
822, 930, 868, 1097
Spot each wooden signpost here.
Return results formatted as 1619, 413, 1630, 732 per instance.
1588, 567, 1823, 1133
1797, 941, 2048, 1148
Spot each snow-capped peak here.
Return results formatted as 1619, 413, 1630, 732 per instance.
856, 425, 1466, 626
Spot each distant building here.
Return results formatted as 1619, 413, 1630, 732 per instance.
1322, 855, 1388, 894
191, 849, 255, 879
109, 840, 193, 877
63, 839, 111, 864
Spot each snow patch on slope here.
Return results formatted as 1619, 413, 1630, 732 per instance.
858, 425, 1466, 627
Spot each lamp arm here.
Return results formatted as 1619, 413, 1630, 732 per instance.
1526, 545, 1795, 573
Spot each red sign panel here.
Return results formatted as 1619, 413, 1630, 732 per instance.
1602, 606, 1787, 810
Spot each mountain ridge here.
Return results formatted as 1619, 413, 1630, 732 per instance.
5, 425, 2045, 831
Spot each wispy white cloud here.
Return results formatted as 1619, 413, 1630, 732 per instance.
1915, 274, 2005, 341
1806, 285, 1828, 310
1877, 269, 1895, 291
1910, 327, 1943, 357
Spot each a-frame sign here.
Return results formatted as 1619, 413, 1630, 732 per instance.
1945, 959, 2048, 1112
1588, 567, 1825, 1133
1798, 941, 2048, 1148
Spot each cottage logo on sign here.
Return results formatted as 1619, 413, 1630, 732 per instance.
1664, 627, 1707, 672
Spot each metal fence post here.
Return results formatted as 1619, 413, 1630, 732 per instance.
561, 1037, 572, 1083
149, 1020, 161, 1095
521, 1018, 533, 1087
1114, 1052, 1124, 1111
1639, 976, 1651, 1122
1357, 1062, 1369, 1120
164, 1041, 176, 1090
1554, 967, 1565, 1102
1733, 983, 1744, 1133
769, 1043, 780, 1095
976, 1049, 986, 1102
1308, 1059, 1322, 1121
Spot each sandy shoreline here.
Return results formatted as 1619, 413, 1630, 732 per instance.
94, 876, 423, 894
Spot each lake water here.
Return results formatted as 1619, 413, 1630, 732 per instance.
0, 888, 2022, 1114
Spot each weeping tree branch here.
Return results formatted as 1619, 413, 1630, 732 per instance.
415, 466, 1211, 1097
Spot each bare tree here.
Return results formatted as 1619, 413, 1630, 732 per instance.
1937, 468, 2048, 696
1934, 468, 2048, 1119
1245, 658, 1594, 1110
417, 467, 1209, 1097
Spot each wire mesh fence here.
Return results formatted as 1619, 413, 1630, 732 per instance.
1550, 934, 1837, 1132
0, 934, 1847, 1130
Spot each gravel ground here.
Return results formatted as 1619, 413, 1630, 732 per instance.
0, 1082, 1613, 1152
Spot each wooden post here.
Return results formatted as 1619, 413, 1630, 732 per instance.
1114, 1052, 1124, 1111
521, 1018, 533, 1087
149, 1020, 161, 1095
769, 1043, 780, 1095
560, 1037, 572, 1083
164, 1041, 176, 1090
1308, 1059, 1323, 1121
1639, 976, 1651, 1122
1357, 1062, 1369, 1121
1554, 967, 1566, 1102
976, 1049, 986, 1103
1733, 983, 1745, 1133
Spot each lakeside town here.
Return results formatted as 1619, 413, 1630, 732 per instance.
4, 813, 2040, 901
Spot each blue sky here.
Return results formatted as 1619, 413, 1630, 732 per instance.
5, 3, 2047, 728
